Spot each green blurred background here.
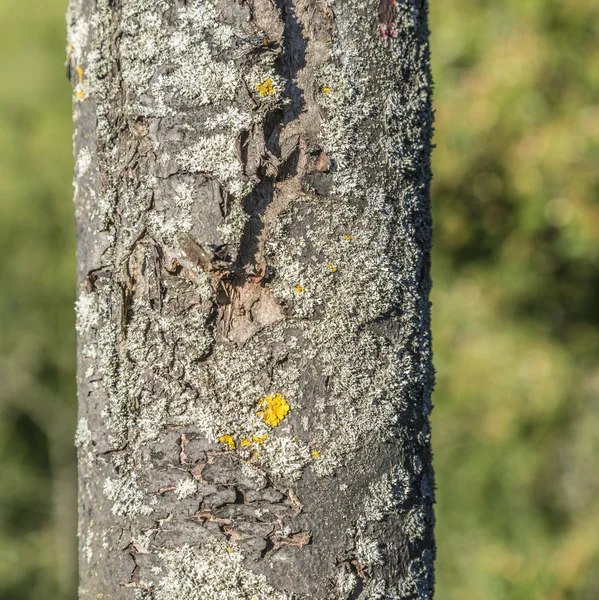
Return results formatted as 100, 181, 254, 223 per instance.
0, 0, 597, 598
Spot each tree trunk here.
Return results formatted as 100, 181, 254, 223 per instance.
68, 0, 435, 597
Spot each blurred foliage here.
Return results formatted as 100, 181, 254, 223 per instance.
429, 0, 599, 599
0, 0, 78, 599
0, 0, 597, 599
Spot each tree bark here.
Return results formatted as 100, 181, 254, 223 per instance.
68, 0, 435, 597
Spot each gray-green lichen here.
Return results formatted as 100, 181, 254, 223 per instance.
147, 540, 290, 600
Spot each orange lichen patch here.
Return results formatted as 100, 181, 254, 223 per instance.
257, 393, 290, 427
240, 438, 252, 447
326, 263, 338, 272
311, 450, 320, 459
218, 435, 236, 450
255, 78, 275, 97
76, 90, 86, 99
343, 235, 357, 241
322, 86, 331, 95
295, 285, 304, 293
226, 547, 232, 553
252, 434, 267, 444
76, 65, 83, 83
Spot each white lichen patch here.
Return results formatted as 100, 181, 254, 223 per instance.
75, 146, 92, 177
83, 530, 94, 564
74, 417, 92, 448
216, 198, 248, 244
403, 504, 430, 541
174, 477, 197, 500
118, 1, 239, 116
255, 436, 312, 481
355, 529, 383, 568
204, 107, 252, 133
103, 473, 153, 518
152, 540, 291, 600
177, 133, 249, 197
315, 62, 375, 198
363, 466, 411, 522
74, 291, 99, 335
336, 568, 359, 598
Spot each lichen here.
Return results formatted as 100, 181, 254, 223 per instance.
218, 434, 236, 450
257, 393, 290, 427
174, 477, 198, 499
255, 77, 275, 97
151, 539, 291, 600
103, 473, 153, 518
74, 291, 99, 335
255, 435, 311, 481
74, 417, 92, 448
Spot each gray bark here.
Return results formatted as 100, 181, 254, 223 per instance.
68, 0, 435, 597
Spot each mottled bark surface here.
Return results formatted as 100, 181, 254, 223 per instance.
68, 0, 435, 597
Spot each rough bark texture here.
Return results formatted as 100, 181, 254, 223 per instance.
68, 0, 435, 597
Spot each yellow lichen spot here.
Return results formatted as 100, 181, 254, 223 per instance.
258, 393, 290, 427
74, 66, 85, 99
295, 285, 304, 293
255, 78, 275, 97
252, 434, 267, 444
218, 435, 236, 450
322, 86, 331, 95
312, 450, 320, 459
326, 263, 338, 273
240, 438, 251, 447
343, 235, 357, 241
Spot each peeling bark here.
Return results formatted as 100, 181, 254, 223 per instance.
69, 0, 435, 597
